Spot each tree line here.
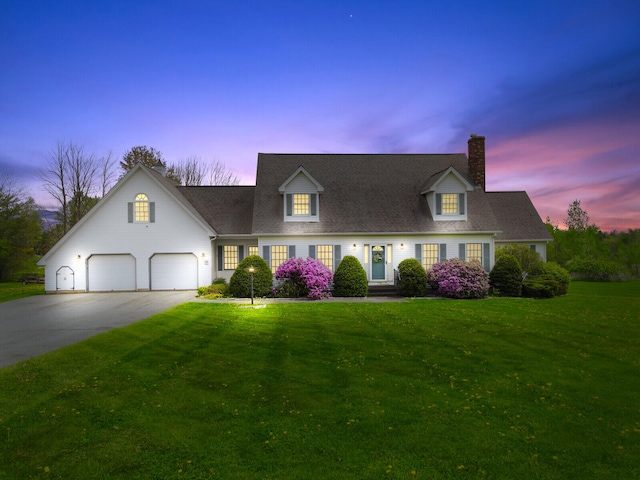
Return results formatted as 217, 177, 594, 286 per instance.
0, 142, 240, 281
545, 200, 639, 279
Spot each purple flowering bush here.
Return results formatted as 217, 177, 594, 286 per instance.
274, 257, 333, 300
427, 258, 490, 299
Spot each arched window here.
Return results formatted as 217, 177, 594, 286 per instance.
134, 193, 149, 222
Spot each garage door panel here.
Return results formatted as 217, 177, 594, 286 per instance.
88, 255, 136, 291
151, 254, 197, 290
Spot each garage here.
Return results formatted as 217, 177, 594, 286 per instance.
150, 253, 198, 290
87, 254, 136, 291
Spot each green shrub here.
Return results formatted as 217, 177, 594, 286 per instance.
566, 258, 624, 281
496, 244, 543, 276
397, 258, 428, 297
539, 262, 570, 295
229, 255, 273, 298
197, 283, 229, 299
522, 274, 559, 298
490, 254, 523, 297
212, 277, 228, 285
333, 255, 368, 297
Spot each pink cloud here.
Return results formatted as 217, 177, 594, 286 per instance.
485, 121, 639, 232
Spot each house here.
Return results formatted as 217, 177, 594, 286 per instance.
38, 135, 552, 292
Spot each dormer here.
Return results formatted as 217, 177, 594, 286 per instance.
421, 166, 474, 221
278, 166, 324, 222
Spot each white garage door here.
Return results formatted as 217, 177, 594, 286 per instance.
150, 254, 198, 290
87, 254, 136, 292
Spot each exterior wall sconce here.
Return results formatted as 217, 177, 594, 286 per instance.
352, 243, 357, 249
400, 243, 404, 248
201, 252, 205, 257
77, 254, 81, 259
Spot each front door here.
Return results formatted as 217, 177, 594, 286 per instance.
372, 245, 385, 280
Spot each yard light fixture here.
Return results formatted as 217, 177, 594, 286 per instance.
248, 266, 255, 305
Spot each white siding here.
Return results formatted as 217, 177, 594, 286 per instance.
41, 168, 213, 292
258, 233, 496, 283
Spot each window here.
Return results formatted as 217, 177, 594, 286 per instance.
248, 246, 259, 256
223, 246, 238, 270
441, 194, 459, 214
466, 243, 482, 264
317, 245, 333, 270
435, 193, 465, 217
293, 194, 310, 215
422, 244, 439, 270
134, 193, 149, 222
271, 245, 288, 273
285, 193, 318, 221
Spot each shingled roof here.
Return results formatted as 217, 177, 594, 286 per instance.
178, 186, 255, 235
486, 191, 552, 241
251, 153, 501, 235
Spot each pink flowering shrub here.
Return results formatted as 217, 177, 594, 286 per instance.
274, 257, 333, 300
427, 258, 490, 299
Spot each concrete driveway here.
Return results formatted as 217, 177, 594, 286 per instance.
0, 291, 196, 368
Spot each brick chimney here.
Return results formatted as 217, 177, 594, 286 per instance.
468, 134, 486, 191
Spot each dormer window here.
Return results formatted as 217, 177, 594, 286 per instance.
436, 193, 465, 216
421, 166, 472, 221
279, 166, 323, 223
286, 193, 317, 218
293, 194, 310, 215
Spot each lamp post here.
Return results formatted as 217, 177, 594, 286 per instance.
249, 266, 254, 305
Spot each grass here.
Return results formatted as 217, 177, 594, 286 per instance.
0, 282, 638, 479
0, 282, 45, 303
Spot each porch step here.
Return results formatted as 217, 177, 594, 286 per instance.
367, 284, 399, 297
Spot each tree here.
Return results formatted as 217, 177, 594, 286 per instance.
170, 156, 241, 186
0, 171, 42, 281
39, 141, 116, 238
119, 146, 166, 173
121, 147, 240, 186
564, 199, 590, 232
207, 159, 240, 186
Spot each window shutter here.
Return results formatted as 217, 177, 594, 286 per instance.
128, 202, 133, 223
439, 243, 447, 261
150, 202, 156, 223
289, 245, 296, 258
217, 246, 223, 271
263, 246, 270, 264
286, 194, 292, 216
436, 193, 442, 215
334, 245, 342, 268
483, 243, 491, 271
458, 244, 466, 261
415, 244, 422, 263
309, 245, 316, 259
238, 245, 244, 262
310, 194, 317, 216
459, 194, 465, 215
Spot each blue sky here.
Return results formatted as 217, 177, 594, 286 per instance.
1, 0, 639, 231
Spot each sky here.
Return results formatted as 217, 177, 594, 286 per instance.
1, 0, 639, 232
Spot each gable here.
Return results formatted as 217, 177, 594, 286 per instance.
40, 165, 216, 264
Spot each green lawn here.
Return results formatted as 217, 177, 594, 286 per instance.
1, 282, 638, 479
0, 282, 45, 303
